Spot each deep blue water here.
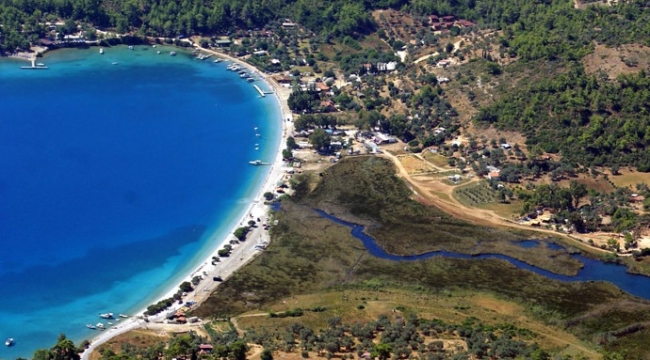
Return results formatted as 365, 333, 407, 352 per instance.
315, 210, 650, 301
0, 46, 280, 357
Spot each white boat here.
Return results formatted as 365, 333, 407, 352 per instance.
5, 338, 13, 346
170, 51, 176, 56
157, 50, 161, 54
96, 323, 105, 329
112, 62, 118, 65
152, 45, 157, 48
119, 314, 129, 318
128, 45, 134, 50
249, 160, 263, 165
246, 77, 255, 82
99, 48, 104, 54
99, 312, 114, 319
86, 324, 96, 330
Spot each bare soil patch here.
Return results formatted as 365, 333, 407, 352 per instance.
582, 44, 650, 79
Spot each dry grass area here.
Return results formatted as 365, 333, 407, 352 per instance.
90, 329, 167, 360
464, 122, 528, 150
398, 154, 439, 174
530, 173, 616, 194
372, 9, 423, 43
235, 289, 600, 359
607, 168, 650, 189
582, 44, 650, 79
421, 152, 452, 168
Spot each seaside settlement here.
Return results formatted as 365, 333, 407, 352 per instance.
8, 1, 650, 358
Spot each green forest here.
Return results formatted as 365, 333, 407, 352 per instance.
477, 66, 650, 169
2, 0, 650, 56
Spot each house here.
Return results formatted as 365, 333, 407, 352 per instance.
432, 24, 445, 31
428, 15, 440, 23
442, 15, 455, 22
437, 76, 450, 83
214, 39, 231, 47
282, 21, 297, 28
198, 344, 213, 354
377, 61, 398, 71
316, 82, 330, 92
320, 100, 336, 112
487, 171, 501, 180
500, 143, 512, 150
448, 174, 462, 182
631, 194, 646, 203
456, 19, 476, 28
253, 50, 267, 56
436, 60, 450, 68
270, 58, 281, 64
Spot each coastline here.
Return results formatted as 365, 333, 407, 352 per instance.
79, 46, 293, 359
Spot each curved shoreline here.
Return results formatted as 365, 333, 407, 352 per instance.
79, 46, 293, 359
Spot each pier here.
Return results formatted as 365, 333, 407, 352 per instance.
253, 84, 274, 97
20, 58, 48, 70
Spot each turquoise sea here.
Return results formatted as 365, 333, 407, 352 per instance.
0, 45, 281, 358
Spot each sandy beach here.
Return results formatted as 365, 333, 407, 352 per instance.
80, 45, 293, 360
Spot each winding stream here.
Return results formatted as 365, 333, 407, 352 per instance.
316, 210, 650, 300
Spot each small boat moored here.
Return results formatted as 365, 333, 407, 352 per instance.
86, 324, 96, 330
96, 323, 105, 330
5, 338, 14, 346
99, 48, 104, 54
99, 312, 114, 319
119, 314, 129, 318
170, 51, 177, 56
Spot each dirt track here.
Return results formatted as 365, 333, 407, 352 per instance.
378, 152, 611, 254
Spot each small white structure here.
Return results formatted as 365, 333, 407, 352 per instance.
364, 141, 380, 154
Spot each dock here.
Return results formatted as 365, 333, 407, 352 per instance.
20, 58, 48, 70
253, 84, 274, 97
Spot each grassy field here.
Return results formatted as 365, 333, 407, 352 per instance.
192, 157, 650, 359
476, 200, 524, 218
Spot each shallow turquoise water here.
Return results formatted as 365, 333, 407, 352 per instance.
0, 45, 280, 357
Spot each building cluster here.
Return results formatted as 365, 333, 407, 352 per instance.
428, 15, 476, 32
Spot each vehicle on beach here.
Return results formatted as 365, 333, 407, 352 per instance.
213, 276, 223, 282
